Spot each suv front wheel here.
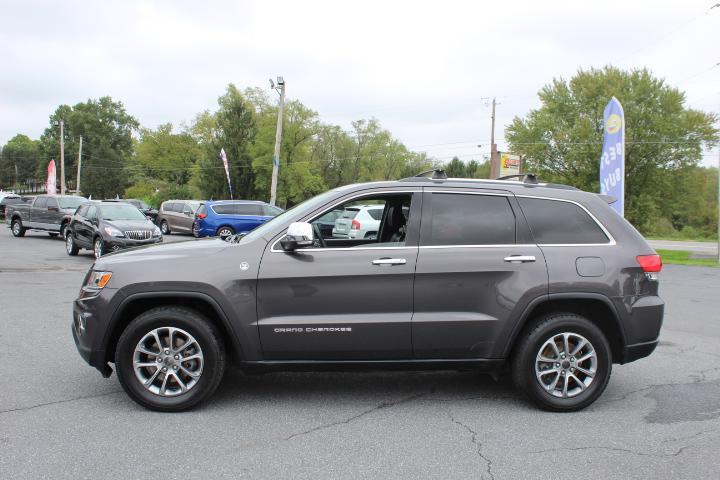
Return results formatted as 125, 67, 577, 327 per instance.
512, 313, 612, 412
115, 306, 226, 412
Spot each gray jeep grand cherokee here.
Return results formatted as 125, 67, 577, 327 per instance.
72, 172, 664, 412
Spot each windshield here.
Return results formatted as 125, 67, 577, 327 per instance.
240, 189, 343, 243
99, 204, 147, 221
58, 196, 86, 209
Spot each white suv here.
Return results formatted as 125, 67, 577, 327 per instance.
332, 205, 384, 239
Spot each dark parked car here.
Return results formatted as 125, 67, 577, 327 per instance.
73, 171, 664, 412
193, 200, 282, 238
6, 194, 86, 238
104, 198, 158, 223
156, 199, 202, 235
0, 194, 26, 218
65, 201, 162, 258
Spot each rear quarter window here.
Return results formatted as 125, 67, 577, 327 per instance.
517, 197, 610, 244
367, 208, 383, 221
211, 204, 233, 215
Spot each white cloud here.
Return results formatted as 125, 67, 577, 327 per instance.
1, 0, 718, 166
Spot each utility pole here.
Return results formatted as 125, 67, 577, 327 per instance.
76, 136, 83, 194
717, 143, 719, 263
59, 120, 65, 195
489, 98, 499, 179
269, 76, 286, 206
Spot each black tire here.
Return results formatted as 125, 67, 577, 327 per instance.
216, 226, 234, 238
59, 222, 67, 238
160, 220, 170, 235
511, 313, 612, 412
65, 231, 79, 256
48, 232, 59, 238
93, 237, 104, 258
11, 218, 26, 237
115, 306, 226, 412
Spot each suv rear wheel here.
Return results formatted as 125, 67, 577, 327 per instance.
512, 313, 612, 411
216, 226, 234, 238
115, 306, 226, 412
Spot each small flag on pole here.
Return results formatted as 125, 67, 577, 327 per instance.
599, 97, 625, 216
219, 148, 233, 199
46, 159, 57, 195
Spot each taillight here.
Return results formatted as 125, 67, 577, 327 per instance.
351, 219, 361, 230
637, 254, 662, 280
196, 213, 207, 219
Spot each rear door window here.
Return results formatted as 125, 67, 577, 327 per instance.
517, 197, 609, 244
47, 197, 58, 209
422, 193, 516, 246
34, 197, 48, 208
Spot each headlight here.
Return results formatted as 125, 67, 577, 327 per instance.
103, 226, 124, 237
152, 226, 161, 237
86, 271, 113, 289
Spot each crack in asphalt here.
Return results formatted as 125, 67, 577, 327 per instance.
0, 390, 123, 415
284, 390, 430, 441
528, 444, 691, 459
449, 414, 494, 480
660, 427, 720, 446
528, 427, 720, 460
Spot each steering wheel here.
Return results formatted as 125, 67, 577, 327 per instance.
312, 223, 327, 248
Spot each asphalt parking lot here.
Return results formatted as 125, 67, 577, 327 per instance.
1, 229, 719, 479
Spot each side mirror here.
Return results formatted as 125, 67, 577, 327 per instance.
280, 222, 314, 251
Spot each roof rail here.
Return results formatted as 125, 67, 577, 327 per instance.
413, 169, 448, 180
496, 173, 538, 185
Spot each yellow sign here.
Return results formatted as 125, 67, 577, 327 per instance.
499, 153, 521, 177
606, 113, 622, 134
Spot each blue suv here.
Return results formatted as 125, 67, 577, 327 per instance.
193, 200, 283, 238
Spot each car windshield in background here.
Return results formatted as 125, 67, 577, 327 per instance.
240, 188, 343, 243
58, 196, 86, 209
99, 204, 147, 221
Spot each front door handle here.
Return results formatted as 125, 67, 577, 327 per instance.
372, 258, 407, 266
504, 255, 536, 263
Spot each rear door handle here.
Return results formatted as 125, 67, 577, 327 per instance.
504, 255, 536, 263
372, 258, 407, 266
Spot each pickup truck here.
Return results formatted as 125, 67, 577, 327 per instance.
7, 194, 86, 238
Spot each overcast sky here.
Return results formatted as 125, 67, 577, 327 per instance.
1, 0, 718, 166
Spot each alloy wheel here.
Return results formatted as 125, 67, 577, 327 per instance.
535, 332, 597, 398
94, 239, 103, 258
132, 326, 204, 397
66, 234, 74, 254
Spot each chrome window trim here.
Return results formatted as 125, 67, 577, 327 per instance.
514, 194, 616, 246
269, 189, 421, 253
419, 244, 536, 249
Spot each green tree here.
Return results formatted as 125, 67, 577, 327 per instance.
0, 134, 41, 188
192, 85, 256, 200
251, 99, 325, 206
506, 66, 718, 232
444, 157, 466, 177
135, 123, 199, 186
39, 97, 139, 198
